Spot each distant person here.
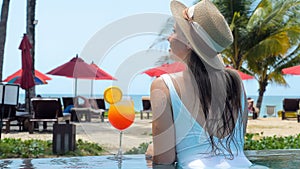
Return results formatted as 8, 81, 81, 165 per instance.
247, 97, 260, 119
36, 94, 42, 98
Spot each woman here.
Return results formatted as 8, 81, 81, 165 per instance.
149, 0, 254, 168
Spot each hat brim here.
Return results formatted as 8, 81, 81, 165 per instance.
170, 1, 225, 70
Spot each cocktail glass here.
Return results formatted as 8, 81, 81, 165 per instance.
108, 97, 135, 160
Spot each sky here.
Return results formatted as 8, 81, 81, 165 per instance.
1, 0, 300, 97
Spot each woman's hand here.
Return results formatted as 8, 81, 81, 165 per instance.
146, 143, 176, 169
145, 143, 153, 160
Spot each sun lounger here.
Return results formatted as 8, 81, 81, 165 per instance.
280, 98, 299, 120
89, 98, 106, 122
62, 96, 90, 122
140, 96, 151, 119
29, 97, 71, 134
70, 107, 92, 122
62, 97, 74, 110
69, 96, 91, 122
2, 105, 18, 133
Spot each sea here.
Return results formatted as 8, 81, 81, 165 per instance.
18, 94, 299, 117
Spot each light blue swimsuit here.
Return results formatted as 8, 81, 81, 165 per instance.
161, 75, 252, 169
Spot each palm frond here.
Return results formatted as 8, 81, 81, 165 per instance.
247, 0, 272, 30
283, 26, 300, 45
247, 0, 300, 36
148, 17, 174, 50
245, 32, 291, 62
268, 71, 287, 86
212, 0, 255, 23
275, 45, 300, 69
264, 0, 300, 29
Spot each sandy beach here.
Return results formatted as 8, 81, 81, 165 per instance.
2, 117, 300, 154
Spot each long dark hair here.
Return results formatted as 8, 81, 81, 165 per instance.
187, 50, 244, 159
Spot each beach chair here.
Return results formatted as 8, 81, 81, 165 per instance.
62, 97, 84, 122
281, 98, 299, 120
29, 97, 71, 133
70, 96, 94, 122
62, 97, 74, 109
89, 98, 106, 122
2, 105, 18, 133
140, 96, 152, 119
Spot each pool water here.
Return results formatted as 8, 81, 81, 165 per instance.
0, 155, 149, 169
245, 149, 300, 169
0, 150, 299, 169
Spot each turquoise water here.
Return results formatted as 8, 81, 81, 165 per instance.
248, 95, 299, 117
19, 94, 298, 116
0, 150, 300, 168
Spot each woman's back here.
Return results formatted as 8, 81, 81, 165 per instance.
161, 74, 252, 168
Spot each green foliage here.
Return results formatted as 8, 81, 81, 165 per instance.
1, 133, 299, 159
72, 139, 106, 156
244, 133, 300, 150
0, 138, 106, 159
125, 142, 151, 154
0, 138, 51, 158
125, 133, 300, 155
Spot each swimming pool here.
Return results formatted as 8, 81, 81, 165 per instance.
245, 149, 300, 169
0, 149, 299, 168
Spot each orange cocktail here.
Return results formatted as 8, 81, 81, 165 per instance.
108, 99, 135, 131
104, 86, 135, 160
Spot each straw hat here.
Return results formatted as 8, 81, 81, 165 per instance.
170, 0, 233, 70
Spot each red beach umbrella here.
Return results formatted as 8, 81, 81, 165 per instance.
47, 55, 99, 79
143, 62, 186, 77
89, 62, 117, 96
90, 62, 117, 80
282, 65, 300, 75
226, 66, 254, 80
19, 34, 35, 89
3, 69, 51, 85
47, 55, 111, 96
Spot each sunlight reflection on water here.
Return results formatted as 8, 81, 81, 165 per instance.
0, 150, 299, 169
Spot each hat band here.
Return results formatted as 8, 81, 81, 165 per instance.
188, 6, 225, 52
190, 22, 224, 52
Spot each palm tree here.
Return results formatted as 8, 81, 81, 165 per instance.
197, 1, 299, 111
243, 0, 300, 110
212, 0, 255, 70
0, 0, 11, 81
25, 0, 37, 113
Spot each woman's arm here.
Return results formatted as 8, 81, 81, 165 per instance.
150, 77, 176, 164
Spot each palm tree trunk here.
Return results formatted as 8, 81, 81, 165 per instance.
26, 0, 36, 113
0, 0, 10, 81
256, 76, 269, 113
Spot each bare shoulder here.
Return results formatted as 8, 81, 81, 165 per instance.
151, 73, 182, 91
151, 77, 167, 91
150, 77, 169, 106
